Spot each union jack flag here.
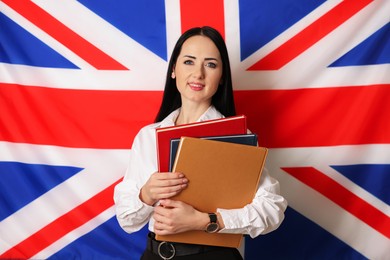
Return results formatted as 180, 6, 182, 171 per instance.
0, 0, 389, 259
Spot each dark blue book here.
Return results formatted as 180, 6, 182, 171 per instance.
169, 134, 258, 171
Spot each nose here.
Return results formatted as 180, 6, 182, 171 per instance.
192, 64, 205, 79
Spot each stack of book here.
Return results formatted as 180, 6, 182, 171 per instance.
155, 115, 268, 248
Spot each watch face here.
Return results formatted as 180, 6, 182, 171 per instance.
206, 222, 219, 233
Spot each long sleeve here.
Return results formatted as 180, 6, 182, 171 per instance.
113, 124, 158, 233
217, 168, 287, 238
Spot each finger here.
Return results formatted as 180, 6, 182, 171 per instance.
148, 176, 187, 193
152, 210, 165, 222
151, 174, 187, 190
159, 199, 180, 208
153, 210, 173, 228
156, 180, 188, 194
156, 172, 186, 181
153, 225, 171, 236
153, 204, 168, 215
157, 186, 186, 199
154, 219, 174, 234
163, 179, 187, 189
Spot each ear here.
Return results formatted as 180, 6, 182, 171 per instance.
171, 66, 176, 79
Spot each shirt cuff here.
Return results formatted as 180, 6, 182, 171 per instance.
217, 207, 251, 234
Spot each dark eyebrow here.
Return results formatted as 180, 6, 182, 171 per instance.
183, 55, 218, 61
183, 55, 196, 59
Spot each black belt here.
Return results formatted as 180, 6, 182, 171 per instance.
147, 232, 219, 259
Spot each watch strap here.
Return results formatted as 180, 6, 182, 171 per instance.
208, 213, 217, 223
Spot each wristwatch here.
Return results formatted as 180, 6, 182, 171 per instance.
205, 213, 219, 233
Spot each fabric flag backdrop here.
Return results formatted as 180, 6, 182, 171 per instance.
0, 0, 389, 259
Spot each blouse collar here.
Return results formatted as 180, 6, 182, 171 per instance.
157, 106, 223, 128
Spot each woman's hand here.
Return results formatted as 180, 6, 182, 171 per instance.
153, 199, 209, 235
140, 172, 188, 206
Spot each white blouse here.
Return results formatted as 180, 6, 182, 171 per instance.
114, 106, 287, 238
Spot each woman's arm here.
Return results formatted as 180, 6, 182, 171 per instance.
217, 168, 287, 237
114, 124, 189, 234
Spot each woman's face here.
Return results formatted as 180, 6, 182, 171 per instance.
173, 35, 223, 107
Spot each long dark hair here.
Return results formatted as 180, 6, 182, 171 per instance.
154, 26, 236, 122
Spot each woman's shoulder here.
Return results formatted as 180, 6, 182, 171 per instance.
131, 122, 161, 149
136, 122, 161, 136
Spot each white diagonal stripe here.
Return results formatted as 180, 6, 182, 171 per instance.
0, 141, 129, 253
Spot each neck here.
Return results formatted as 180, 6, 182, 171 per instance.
175, 104, 211, 125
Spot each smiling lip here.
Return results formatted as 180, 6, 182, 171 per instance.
188, 82, 204, 91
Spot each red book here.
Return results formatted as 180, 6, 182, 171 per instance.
156, 115, 247, 172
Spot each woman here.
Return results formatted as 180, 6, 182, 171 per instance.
114, 26, 287, 260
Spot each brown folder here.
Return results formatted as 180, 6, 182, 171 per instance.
155, 137, 268, 247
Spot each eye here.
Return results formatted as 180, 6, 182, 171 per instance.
184, 60, 194, 65
205, 62, 217, 68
